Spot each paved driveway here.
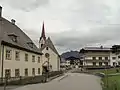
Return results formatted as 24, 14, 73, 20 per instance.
12, 73, 102, 90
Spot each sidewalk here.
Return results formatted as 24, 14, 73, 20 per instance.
0, 86, 19, 90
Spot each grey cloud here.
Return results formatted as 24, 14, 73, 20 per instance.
1, 0, 49, 11
24, 26, 120, 54
49, 26, 120, 51
2, 0, 120, 54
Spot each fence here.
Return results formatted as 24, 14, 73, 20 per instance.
0, 71, 64, 86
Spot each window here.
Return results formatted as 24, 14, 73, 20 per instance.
93, 62, 96, 66
8, 34, 17, 43
32, 55, 35, 62
25, 54, 28, 61
104, 62, 108, 66
24, 68, 28, 76
112, 57, 116, 60
27, 42, 34, 48
5, 69, 11, 78
118, 62, 120, 65
99, 57, 102, 60
6, 49, 12, 60
113, 62, 116, 66
32, 68, 35, 76
105, 57, 108, 60
46, 47, 49, 50
38, 68, 40, 74
92, 57, 96, 60
99, 62, 102, 66
12, 36, 17, 42
15, 69, 20, 77
38, 57, 40, 63
41, 44, 43, 47
118, 56, 120, 59
45, 53, 50, 58
15, 51, 20, 60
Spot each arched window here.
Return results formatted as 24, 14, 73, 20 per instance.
41, 44, 43, 47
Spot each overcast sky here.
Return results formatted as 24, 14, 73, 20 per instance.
1, 0, 120, 54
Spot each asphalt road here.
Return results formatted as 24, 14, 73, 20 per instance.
11, 73, 102, 90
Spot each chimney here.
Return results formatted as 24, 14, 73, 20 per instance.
11, 19, 16, 24
0, 6, 2, 17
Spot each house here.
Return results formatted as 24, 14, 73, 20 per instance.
61, 51, 83, 68
60, 58, 70, 68
0, 6, 43, 79
110, 45, 120, 66
80, 46, 111, 68
39, 23, 60, 72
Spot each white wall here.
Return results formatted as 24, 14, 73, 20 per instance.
0, 45, 43, 78
110, 52, 120, 66
85, 56, 110, 60
84, 62, 107, 66
42, 47, 60, 71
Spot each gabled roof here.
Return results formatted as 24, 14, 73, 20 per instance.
0, 17, 42, 55
40, 37, 59, 55
83, 46, 110, 51
80, 46, 110, 53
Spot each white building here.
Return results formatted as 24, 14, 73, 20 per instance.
80, 46, 111, 68
39, 23, 60, 72
110, 45, 120, 66
0, 6, 43, 79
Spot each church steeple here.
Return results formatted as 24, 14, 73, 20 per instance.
40, 22, 46, 40
39, 22, 46, 48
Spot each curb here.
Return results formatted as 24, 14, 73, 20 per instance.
47, 74, 64, 82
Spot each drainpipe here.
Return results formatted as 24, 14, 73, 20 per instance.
1, 45, 4, 81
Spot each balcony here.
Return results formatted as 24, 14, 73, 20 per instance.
84, 59, 110, 62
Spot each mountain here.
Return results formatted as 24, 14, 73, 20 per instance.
61, 51, 81, 60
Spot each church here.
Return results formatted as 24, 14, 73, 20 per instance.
0, 6, 60, 79
39, 23, 60, 73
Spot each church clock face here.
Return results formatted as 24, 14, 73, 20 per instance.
45, 53, 50, 58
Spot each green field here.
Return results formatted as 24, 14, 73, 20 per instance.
88, 68, 120, 90
89, 68, 120, 75
102, 75, 120, 90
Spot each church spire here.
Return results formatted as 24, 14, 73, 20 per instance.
40, 22, 46, 40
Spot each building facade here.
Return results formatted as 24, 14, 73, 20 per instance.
0, 6, 43, 78
80, 46, 111, 68
39, 23, 60, 72
110, 45, 120, 66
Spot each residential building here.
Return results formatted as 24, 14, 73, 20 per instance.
110, 45, 120, 66
61, 51, 83, 68
39, 23, 60, 72
80, 46, 110, 68
0, 6, 43, 79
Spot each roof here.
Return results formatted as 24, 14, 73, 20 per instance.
40, 37, 59, 55
0, 17, 42, 55
82, 46, 110, 51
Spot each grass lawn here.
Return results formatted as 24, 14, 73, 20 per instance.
89, 68, 120, 75
88, 68, 120, 90
102, 75, 120, 90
